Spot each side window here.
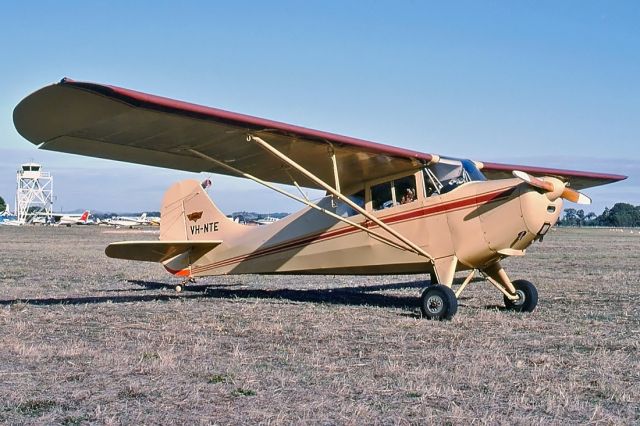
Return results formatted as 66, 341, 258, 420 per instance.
335, 190, 365, 217
395, 175, 417, 205
371, 181, 393, 211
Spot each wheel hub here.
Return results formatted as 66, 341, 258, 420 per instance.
512, 289, 525, 306
426, 295, 444, 314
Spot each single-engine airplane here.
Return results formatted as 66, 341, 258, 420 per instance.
104, 212, 152, 228
13, 78, 626, 319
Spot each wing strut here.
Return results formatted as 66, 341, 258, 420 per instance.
188, 149, 413, 253
244, 135, 434, 263
329, 146, 341, 194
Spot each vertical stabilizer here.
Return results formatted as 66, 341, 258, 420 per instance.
160, 179, 246, 242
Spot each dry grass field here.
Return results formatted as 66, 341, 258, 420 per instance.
0, 226, 638, 424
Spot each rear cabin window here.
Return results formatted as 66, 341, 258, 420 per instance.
371, 175, 417, 211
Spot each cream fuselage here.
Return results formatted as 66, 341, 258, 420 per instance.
175, 177, 562, 278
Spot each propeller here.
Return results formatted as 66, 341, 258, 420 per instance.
512, 170, 591, 205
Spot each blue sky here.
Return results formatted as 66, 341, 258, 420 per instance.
1, 1, 638, 214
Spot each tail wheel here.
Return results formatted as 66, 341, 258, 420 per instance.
504, 279, 538, 312
420, 285, 458, 320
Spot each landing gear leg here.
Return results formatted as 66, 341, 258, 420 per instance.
482, 262, 538, 313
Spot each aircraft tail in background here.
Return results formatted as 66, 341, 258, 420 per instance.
79, 210, 90, 223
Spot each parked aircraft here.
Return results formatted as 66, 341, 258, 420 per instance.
104, 213, 151, 228
255, 216, 280, 226
13, 79, 626, 319
51, 210, 91, 225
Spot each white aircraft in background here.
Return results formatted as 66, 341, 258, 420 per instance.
0, 209, 22, 226
51, 210, 91, 225
104, 213, 152, 228
255, 216, 281, 226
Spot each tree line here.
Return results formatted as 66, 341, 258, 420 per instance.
558, 203, 640, 227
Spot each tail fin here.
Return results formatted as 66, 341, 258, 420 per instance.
80, 210, 90, 222
140, 212, 147, 221
160, 179, 246, 241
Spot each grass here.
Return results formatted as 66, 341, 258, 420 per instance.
207, 374, 230, 384
0, 226, 638, 423
14, 399, 58, 416
232, 388, 257, 397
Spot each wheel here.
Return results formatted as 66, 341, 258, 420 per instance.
503, 279, 538, 312
420, 285, 458, 320
175, 284, 183, 293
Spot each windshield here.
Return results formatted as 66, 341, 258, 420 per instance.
424, 159, 486, 195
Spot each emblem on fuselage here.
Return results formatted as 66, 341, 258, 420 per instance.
187, 211, 203, 222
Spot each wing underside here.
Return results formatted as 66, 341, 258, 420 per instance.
13, 78, 626, 191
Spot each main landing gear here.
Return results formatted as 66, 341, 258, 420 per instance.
420, 285, 458, 320
420, 261, 538, 320
503, 279, 538, 312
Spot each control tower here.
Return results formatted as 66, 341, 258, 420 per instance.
16, 163, 53, 224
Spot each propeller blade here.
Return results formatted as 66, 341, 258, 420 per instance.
512, 170, 554, 192
513, 170, 591, 204
561, 187, 592, 205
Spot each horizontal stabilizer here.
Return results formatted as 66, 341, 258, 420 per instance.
105, 240, 222, 263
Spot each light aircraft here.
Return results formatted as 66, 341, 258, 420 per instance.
255, 216, 281, 226
104, 213, 151, 228
13, 78, 626, 319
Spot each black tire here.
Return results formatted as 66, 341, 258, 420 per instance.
503, 279, 538, 312
420, 285, 458, 320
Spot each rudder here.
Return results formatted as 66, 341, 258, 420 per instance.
160, 179, 246, 241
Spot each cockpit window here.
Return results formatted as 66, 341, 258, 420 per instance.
461, 159, 487, 182
424, 159, 486, 196
394, 175, 417, 205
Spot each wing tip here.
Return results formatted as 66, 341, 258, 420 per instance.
483, 161, 627, 187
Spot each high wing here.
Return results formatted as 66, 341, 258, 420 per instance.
14, 78, 625, 191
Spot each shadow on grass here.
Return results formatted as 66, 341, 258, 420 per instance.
0, 279, 428, 311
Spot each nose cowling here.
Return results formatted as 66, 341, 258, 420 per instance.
470, 179, 562, 268
519, 181, 563, 238
453, 179, 563, 270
